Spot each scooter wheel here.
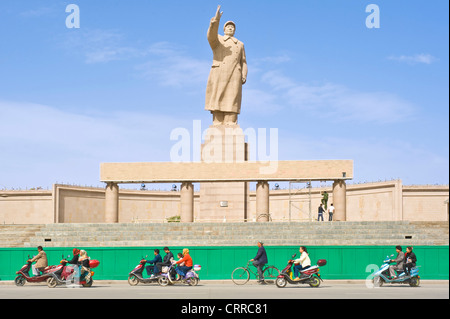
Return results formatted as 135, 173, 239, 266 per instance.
409, 277, 420, 287
309, 276, 320, 288
275, 277, 287, 288
158, 276, 169, 287
128, 275, 139, 286
47, 277, 57, 288
82, 278, 93, 287
14, 275, 26, 287
188, 277, 199, 286
373, 276, 384, 287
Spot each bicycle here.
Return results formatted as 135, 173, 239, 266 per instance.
231, 260, 279, 285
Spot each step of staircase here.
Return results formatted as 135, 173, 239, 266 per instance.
0, 225, 45, 247
19, 221, 449, 247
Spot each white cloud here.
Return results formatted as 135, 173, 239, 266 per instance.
135, 42, 210, 88
388, 53, 438, 65
258, 71, 415, 124
63, 29, 144, 64
0, 100, 191, 188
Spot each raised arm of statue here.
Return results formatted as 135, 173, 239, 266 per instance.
207, 5, 222, 49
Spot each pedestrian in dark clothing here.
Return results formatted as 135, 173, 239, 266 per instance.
146, 249, 163, 277
318, 204, 325, 221
250, 241, 268, 284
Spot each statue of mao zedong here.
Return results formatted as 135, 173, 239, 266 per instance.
205, 5, 248, 125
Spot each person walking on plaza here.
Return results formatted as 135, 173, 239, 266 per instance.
250, 241, 268, 284
389, 245, 405, 279
29, 246, 48, 275
317, 204, 325, 221
328, 203, 335, 221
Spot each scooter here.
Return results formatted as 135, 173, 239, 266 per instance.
14, 255, 59, 286
372, 255, 420, 287
275, 254, 326, 288
128, 256, 159, 285
158, 263, 201, 287
46, 255, 100, 288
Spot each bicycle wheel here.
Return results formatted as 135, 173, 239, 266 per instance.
231, 267, 250, 285
262, 266, 280, 284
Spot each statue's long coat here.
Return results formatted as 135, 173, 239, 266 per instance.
205, 18, 248, 114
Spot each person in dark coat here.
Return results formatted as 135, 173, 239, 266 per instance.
404, 246, 417, 274
146, 249, 163, 278
250, 241, 268, 284
156, 247, 174, 274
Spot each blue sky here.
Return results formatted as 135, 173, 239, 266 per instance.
0, 0, 448, 190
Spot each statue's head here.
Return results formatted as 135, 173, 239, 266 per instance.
224, 21, 236, 36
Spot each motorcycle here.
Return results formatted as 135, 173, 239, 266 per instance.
275, 254, 326, 288
372, 255, 420, 287
14, 255, 59, 286
128, 256, 160, 285
46, 255, 100, 288
158, 263, 201, 287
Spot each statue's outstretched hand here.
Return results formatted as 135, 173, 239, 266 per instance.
215, 5, 223, 20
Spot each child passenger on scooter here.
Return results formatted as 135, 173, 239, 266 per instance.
176, 253, 185, 266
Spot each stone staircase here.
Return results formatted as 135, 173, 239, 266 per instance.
0, 225, 45, 247
14, 221, 449, 248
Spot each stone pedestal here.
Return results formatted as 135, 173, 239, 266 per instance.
332, 180, 346, 221
105, 182, 119, 223
199, 124, 249, 222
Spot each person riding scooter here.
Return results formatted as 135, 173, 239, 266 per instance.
29, 246, 48, 275
146, 249, 162, 278
389, 245, 405, 279
293, 246, 311, 281
173, 248, 193, 278
79, 250, 91, 282
404, 246, 417, 275
156, 247, 174, 274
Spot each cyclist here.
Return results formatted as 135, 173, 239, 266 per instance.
250, 241, 268, 284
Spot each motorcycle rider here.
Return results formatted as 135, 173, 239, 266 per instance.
293, 246, 311, 281
156, 247, 174, 274
174, 248, 193, 278
389, 245, 405, 279
404, 246, 417, 275
67, 248, 80, 264
146, 249, 162, 278
29, 246, 48, 275
79, 250, 91, 281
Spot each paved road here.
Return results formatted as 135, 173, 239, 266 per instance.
0, 281, 448, 299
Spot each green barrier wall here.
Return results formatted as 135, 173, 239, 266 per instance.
0, 246, 448, 281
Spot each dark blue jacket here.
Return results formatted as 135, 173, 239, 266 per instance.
147, 254, 162, 265
254, 246, 268, 265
